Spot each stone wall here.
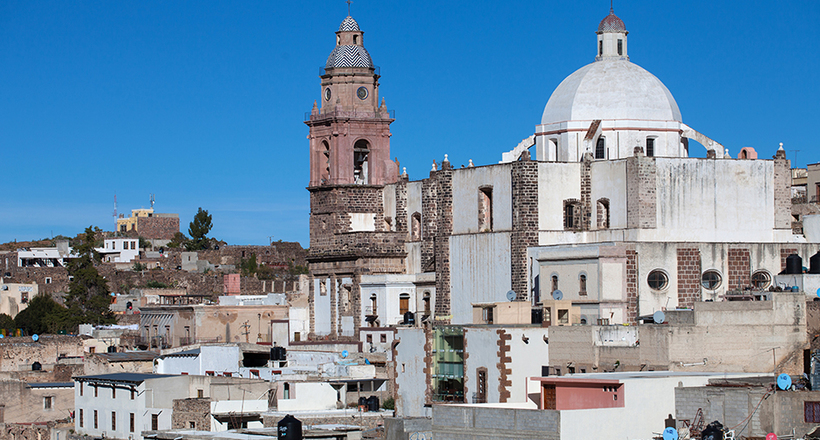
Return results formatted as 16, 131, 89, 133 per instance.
434, 163, 453, 322
431, 405, 560, 440
137, 216, 180, 240
172, 398, 212, 430
0, 379, 74, 424
510, 157, 539, 300
0, 336, 84, 372
626, 151, 657, 229
677, 247, 701, 308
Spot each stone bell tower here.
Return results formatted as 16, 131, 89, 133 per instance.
305, 14, 404, 339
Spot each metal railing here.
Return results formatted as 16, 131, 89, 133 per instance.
305, 109, 395, 122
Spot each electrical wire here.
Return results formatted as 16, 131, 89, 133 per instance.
727, 386, 774, 437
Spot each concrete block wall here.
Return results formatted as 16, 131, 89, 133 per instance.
432, 405, 560, 440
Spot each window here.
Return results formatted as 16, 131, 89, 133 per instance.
94, 410, 98, 429
190, 421, 196, 429
197, 389, 204, 398
751, 270, 772, 289
380, 334, 387, 343
79, 409, 84, 427
478, 187, 493, 232
595, 137, 605, 159
206, 371, 215, 376
579, 274, 587, 296
551, 275, 559, 293
701, 270, 722, 290
223, 372, 232, 377
21, 292, 28, 303
597, 199, 610, 229
617, 39, 623, 55
130, 413, 135, 432
646, 138, 655, 157
482, 307, 494, 324
283, 383, 292, 399
151, 413, 158, 430
806, 402, 820, 423
367, 334, 373, 344
94, 385, 98, 397
647, 270, 669, 290
476, 369, 487, 403
88, 346, 95, 354
80, 383, 83, 396
112, 411, 116, 431
45, 277, 51, 284
411, 212, 422, 241
564, 200, 581, 230
112, 387, 116, 398
353, 139, 370, 184
599, 40, 603, 56
294, 332, 301, 342
399, 293, 410, 315
43, 396, 53, 410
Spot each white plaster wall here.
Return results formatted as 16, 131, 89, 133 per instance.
406, 181, 423, 238
156, 355, 200, 375
450, 233, 511, 324
506, 328, 550, 404
451, 164, 512, 234
653, 159, 777, 242
464, 328, 501, 404
276, 382, 338, 411
314, 278, 331, 335
395, 328, 429, 417
349, 213, 376, 232
538, 162, 581, 232
558, 374, 728, 440
538, 259, 598, 302
590, 160, 628, 229
290, 307, 308, 341
201, 346, 241, 374
405, 242, 423, 274
383, 183, 397, 230
75, 381, 152, 440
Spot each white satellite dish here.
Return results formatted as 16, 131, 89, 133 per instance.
552, 290, 563, 301
653, 310, 665, 324
506, 290, 516, 301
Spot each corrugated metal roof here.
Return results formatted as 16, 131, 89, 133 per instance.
73, 373, 176, 384
161, 348, 200, 358
26, 382, 75, 388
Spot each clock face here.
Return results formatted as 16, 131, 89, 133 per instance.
324, 88, 331, 101
357, 87, 368, 100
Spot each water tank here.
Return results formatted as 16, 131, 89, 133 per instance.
810, 251, 820, 274
367, 395, 379, 412
358, 396, 368, 407
277, 414, 302, 440
403, 311, 415, 325
786, 254, 803, 274
700, 421, 724, 440
107, 346, 117, 353
32, 362, 41, 371
271, 346, 287, 361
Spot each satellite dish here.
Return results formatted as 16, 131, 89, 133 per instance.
341, 350, 349, 358
506, 290, 516, 301
365, 358, 371, 365
816, 287, 820, 298
0, 334, 4, 339
32, 334, 39, 342
662, 427, 678, 440
552, 290, 563, 301
777, 373, 792, 390
653, 311, 666, 324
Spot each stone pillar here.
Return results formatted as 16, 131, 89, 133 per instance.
581, 153, 593, 230
626, 148, 657, 229
774, 150, 792, 230
434, 161, 453, 322
395, 176, 409, 234
421, 176, 438, 271
677, 247, 701, 308
511, 154, 539, 300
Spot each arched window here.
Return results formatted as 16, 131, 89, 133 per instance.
549, 139, 559, 162
369, 293, 377, 316
551, 275, 559, 293
564, 200, 582, 230
617, 39, 623, 56
321, 141, 331, 183
646, 137, 655, 157
579, 274, 587, 296
353, 34, 358, 45
423, 291, 431, 317
597, 199, 610, 229
478, 187, 493, 232
353, 139, 370, 184
595, 137, 606, 159
411, 212, 422, 241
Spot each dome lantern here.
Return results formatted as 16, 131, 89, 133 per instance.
596, 8, 628, 61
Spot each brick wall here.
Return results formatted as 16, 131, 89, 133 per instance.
421, 176, 438, 271
172, 398, 211, 430
626, 249, 638, 324
727, 248, 751, 290
677, 248, 701, 308
395, 177, 409, 234
496, 329, 512, 403
580, 153, 593, 230
511, 157, 539, 300
434, 163, 453, 321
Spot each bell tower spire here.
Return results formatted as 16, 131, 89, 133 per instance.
596, 7, 628, 61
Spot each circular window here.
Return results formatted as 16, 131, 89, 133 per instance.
647, 270, 668, 290
701, 270, 722, 290
751, 270, 772, 289
357, 86, 368, 100
324, 87, 332, 101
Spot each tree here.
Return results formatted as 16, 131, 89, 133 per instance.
63, 226, 115, 327
14, 295, 71, 335
167, 232, 188, 249
0, 313, 14, 332
241, 253, 258, 276
186, 208, 213, 251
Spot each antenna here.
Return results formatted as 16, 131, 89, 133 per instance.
150, 194, 155, 209
113, 194, 118, 231
790, 150, 800, 169
346, 0, 352, 15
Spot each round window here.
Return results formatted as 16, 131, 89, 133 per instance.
357, 86, 368, 100
701, 270, 722, 290
751, 270, 772, 289
324, 87, 332, 101
647, 270, 668, 290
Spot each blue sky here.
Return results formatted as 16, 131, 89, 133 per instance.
1, 1, 818, 246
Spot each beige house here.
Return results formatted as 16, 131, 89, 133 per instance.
0, 280, 37, 318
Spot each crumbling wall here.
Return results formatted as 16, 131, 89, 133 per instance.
172, 398, 211, 430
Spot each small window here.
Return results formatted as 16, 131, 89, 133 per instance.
380, 334, 387, 343
94, 385, 98, 397
646, 138, 655, 157
43, 396, 53, 410
806, 402, 820, 423
617, 39, 623, 56
112, 387, 116, 399
482, 307, 494, 324
478, 187, 493, 232
21, 292, 28, 304
80, 408, 84, 428
45, 277, 51, 284
595, 137, 605, 159
80, 383, 83, 396
579, 274, 587, 296
564, 200, 581, 230
599, 40, 603, 56
197, 389, 204, 398
597, 199, 610, 229
647, 270, 669, 290
283, 383, 292, 399
131, 389, 135, 400
751, 270, 771, 289
152, 413, 158, 430
367, 334, 373, 344
112, 411, 117, 431
94, 410, 98, 429
130, 413, 135, 432
411, 212, 422, 241
701, 270, 722, 290
551, 275, 559, 293
190, 421, 196, 429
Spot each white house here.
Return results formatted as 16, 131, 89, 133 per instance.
97, 238, 140, 264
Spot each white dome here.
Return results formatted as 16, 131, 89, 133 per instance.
541, 59, 682, 126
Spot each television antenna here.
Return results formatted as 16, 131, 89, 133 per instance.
149, 194, 155, 209
113, 194, 118, 230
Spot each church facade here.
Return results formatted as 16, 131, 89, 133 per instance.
305, 10, 816, 340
